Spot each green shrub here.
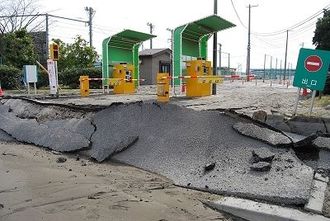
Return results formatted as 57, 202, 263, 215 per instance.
59, 67, 102, 89
36, 69, 50, 88
0, 65, 21, 89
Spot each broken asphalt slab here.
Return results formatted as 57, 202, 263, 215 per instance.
98, 102, 315, 205
90, 103, 141, 162
313, 136, 330, 151
0, 105, 90, 152
287, 116, 327, 136
0, 129, 16, 142
233, 122, 292, 147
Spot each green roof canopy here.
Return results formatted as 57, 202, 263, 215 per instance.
102, 29, 156, 86
173, 15, 235, 85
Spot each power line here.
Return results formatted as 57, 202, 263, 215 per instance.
230, 0, 247, 28
229, 1, 329, 37
252, 4, 330, 36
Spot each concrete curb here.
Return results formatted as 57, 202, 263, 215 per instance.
206, 197, 330, 221
305, 173, 329, 214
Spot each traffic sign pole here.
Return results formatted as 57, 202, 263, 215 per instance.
293, 87, 301, 116
309, 90, 317, 116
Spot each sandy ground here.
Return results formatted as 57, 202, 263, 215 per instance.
0, 141, 234, 221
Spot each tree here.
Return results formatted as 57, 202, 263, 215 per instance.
0, 29, 37, 68
53, 36, 98, 72
313, 9, 330, 94
0, 0, 42, 34
313, 9, 330, 50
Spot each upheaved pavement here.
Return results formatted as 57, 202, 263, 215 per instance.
0, 105, 91, 152
100, 102, 313, 205
0, 99, 315, 205
233, 122, 292, 147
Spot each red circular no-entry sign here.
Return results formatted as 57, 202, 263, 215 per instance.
304, 55, 323, 72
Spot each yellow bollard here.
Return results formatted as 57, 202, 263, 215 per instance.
157, 73, 170, 103
79, 76, 90, 97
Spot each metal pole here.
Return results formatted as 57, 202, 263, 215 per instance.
228, 53, 231, 70
85, 7, 94, 48
275, 58, 278, 81
147, 22, 154, 49
280, 60, 282, 83
309, 90, 317, 116
34, 82, 37, 95
246, 4, 251, 80
167, 28, 174, 91
212, 0, 218, 95
89, 8, 93, 47
283, 30, 289, 81
245, 4, 258, 81
45, 13, 49, 59
293, 88, 301, 116
270, 56, 273, 86
263, 54, 266, 82
218, 43, 222, 75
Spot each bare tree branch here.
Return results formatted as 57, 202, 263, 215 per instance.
0, 0, 42, 33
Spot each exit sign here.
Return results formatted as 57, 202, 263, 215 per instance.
293, 48, 330, 91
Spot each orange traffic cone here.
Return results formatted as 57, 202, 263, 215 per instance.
0, 82, 3, 97
302, 88, 308, 96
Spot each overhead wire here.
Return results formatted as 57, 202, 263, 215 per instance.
229, 0, 329, 37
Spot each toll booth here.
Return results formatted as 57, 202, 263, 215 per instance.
186, 59, 212, 97
102, 29, 156, 94
173, 15, 235, 96
113, 63, 135, 94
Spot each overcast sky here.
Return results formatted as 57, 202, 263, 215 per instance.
39, 0, 330, 72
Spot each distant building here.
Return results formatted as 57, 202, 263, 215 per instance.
139, 48, 171, 85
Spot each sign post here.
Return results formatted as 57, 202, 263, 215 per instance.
47, 59, 58, 96
23, 65, 38, 95
292, 48, 330, 116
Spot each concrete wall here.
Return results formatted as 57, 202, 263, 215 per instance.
140, 56, 153, 85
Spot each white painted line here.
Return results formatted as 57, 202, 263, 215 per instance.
206, 197, 330, 221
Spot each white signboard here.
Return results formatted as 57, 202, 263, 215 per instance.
47, 59, 58, 95
24, 65, 38, 83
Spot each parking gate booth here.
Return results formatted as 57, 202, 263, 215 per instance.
102, 29, 156, 94
173, 15, 235, 97
113, 63, 135, 94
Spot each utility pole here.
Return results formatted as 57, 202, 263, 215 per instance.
275, 58, 278, 79
218, 43, 222, 75
147, 22, 154, 49
166, 28, 174, 81
246, 4, 258, 81
228, 53, 231, 70
283, 30, 289, 81
85, 7, 95, 48
166, 28, 174, 51
45, 13, 49, 59
263, 54, 266, 82
212, 0, 218, 95
270, 56, 273, 80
